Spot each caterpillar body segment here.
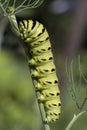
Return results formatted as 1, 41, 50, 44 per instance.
28, 51, 53, 66
30, 40, 51, 56
31, 62, 56, 78
19, 19, 61, 123
38, 86, 60, 102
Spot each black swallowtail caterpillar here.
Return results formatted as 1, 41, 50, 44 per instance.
19, 20, 61, 123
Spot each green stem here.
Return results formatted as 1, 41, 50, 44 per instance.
7, 8, 50, 130
35, 92, 50, 130
0, 2, 7, 16
7, 6, 20, 36
29, 70, 50, 130
39, 103, 50, 130
8, 14, 20, 37
65, 111, 86, 130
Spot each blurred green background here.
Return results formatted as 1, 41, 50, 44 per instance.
0, 0, 87, 130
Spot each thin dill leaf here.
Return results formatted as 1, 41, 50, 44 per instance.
0, 2, 7, 16
78, 55, 87, 83
74, 55, 81, 98
3, 0, 8, 6
14, 6, 31, 14
70, 60, 77, 101
13, 0, 16, 8
68, 84, 76, 101
4, 0, 10, 10
65, 58, 72, 83
31, 0, 41, 7
19, 0, 43, 8
81, 73, 87, 83
27, 0, 32, 4
14, 0, 28, 12
78, 55, 81, 87
0, 8, 3, 15
80, 97, 87, 110
32, 0, 44, 8
27, 0, 42, 7
65, 58, 77, 101
25, 0, 44, 8
23, 0, 39, 7
71, 60, 76, 92
86, 88, 87, 96
14, 0, 44, 14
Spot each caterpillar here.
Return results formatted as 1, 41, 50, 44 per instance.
19, 20, 61, 123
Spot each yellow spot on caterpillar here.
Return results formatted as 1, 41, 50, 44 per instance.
40, 70, 43, 73
43, 82, 46, 85
27, 20, 34, 32
34, 43, 39, 46
37, 50, 41, 53
50, 113, 53, 116
48, 104, 52, 107
23, 20, 28, 28
46, 93, 50, 97
37, 59, 41, 62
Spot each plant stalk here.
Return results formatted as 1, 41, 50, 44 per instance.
7, 8, 50, 130
65, 111, 86, 130
35, 90, 50, 130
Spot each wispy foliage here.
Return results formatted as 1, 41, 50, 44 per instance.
66, 55, 87, 111
0, 0, 44, 16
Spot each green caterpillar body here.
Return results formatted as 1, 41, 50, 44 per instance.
19, 20, 61, 123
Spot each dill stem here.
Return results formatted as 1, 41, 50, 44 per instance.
35, 91, 50, 130
65, 111, 86, 130
7, 9, 50, 130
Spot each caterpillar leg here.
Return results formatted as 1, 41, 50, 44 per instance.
45, 109, 61, 123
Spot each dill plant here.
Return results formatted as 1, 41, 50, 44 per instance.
65, 56, 87, 130
0, 1, 50, 130
0, 1, 87, 130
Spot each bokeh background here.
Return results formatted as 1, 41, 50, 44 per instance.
0, 0, 87, 130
